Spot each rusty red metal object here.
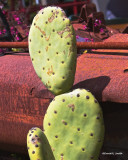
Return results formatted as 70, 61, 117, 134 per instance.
0, 42, 28, 48
0, 33, 128, 154
73, 35, 128, 103
77, 42, 128, 49
1, 41, 128, 49
0, 48, 128, 154
0, 53, 54, 153
73, 52, 128, 103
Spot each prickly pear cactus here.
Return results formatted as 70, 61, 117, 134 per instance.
27, 127, 55, 160
29, 6, 77, 95
43, 89, 105, 160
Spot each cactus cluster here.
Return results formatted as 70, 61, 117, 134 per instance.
27, 6, 105, 160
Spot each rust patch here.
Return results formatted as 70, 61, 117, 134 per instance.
57, 26, 71, 36
65, 26, 71, 32
31, 136, 40, 144
61, 155, 64, 160
45, 35, 51, 41
35, 25, 51, 42
57, 30, 64, 36
65, 33, 72, 39
35, 15, 39, 21
35, 25, 46, 36
48, 10, 60, 23
68, 104, 75, 111
48, 12, 56, 23
47, 65, 54, 76
45, 46, 48, 52
62, 120, 67, 125
48, 15, 55, 23
68, 47, 72, 57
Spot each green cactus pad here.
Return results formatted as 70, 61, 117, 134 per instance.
29, 6, 77, 95
43, 89, 105, 160
27, 127, 55, 160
